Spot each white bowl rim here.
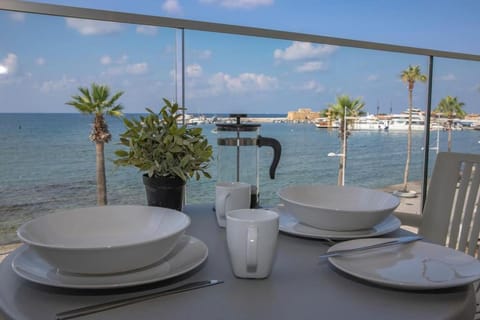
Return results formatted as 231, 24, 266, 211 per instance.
17, 205, 191, 251
277, 184, 400, 213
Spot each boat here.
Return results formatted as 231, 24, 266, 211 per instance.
187, 115, 209, 125
313, 117, 339, 129
351, 115, 388, 131
385, 108, 426, 131
176, 114, 209, 126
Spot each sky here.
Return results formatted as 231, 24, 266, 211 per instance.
0, 0, 479, 114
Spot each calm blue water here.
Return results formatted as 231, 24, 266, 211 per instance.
1, 113, 479, 243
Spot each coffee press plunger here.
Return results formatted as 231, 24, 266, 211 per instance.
216, 114, 281, 208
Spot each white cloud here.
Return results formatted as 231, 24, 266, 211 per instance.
100, 54, 148, 76
100, 55, 112, 65
367, 74, 379, 81
439, 73, 456, 81
296, 80, 325, 93
38, 75, 76, 93
197, 49, 212, 59
209, 72, 278, 94
136, 26, 158, 36
200, 0, 273, 9
0, 53, 18, 75
65, 18, 123, 35
274, 41, 337, 61
103, 62, 149, 76
117, 54, 129, 64
187, 64, 203, 77
100, 54, 129, 66
10, 12, 26, 22
162, 0, 182, 14
36, 57, 46, 66
296, 61, 326, 72
126, 63, 148, 75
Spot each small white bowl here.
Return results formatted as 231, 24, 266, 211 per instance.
278, 184, 399, 231
17, 205, 190, 274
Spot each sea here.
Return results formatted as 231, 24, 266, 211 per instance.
1, 113, 479, 244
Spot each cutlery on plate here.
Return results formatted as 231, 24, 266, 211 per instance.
319, 235, 423, 259
55, 280, 224, 320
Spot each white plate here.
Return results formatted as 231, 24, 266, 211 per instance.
328, 238, 480, 290
274, 206, 401, 240
11, 235, 208, 289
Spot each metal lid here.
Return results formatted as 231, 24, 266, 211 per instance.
215, 113, 261, 132
216, 123, 260, 132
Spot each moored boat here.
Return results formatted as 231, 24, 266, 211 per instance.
385, 108, 425, 131
313, 117, 339, 129
351, 115, 388, 131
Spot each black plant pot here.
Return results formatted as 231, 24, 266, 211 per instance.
142, 174, 185, 211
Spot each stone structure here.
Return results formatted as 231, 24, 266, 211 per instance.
287, 108, 321, 121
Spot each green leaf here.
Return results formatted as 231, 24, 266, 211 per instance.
113, 98, 212, 180
114, 150, 129, 157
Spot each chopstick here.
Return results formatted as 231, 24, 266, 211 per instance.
56, 280, 224, 320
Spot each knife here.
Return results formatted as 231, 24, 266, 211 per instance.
319, 235, 423, 259
56, 280, 224, 320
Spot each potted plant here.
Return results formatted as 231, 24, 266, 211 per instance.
114, 98, 213, 211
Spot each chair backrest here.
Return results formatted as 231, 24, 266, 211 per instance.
419, 152, 480, 256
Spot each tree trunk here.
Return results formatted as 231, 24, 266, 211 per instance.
338, 155, 343, 186
96, 142, 107, 205
338, 119, 346, 186
402, 87, 413, 192
447, 120, 452, 152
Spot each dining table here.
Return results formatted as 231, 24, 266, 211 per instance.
0, 204, 476, 320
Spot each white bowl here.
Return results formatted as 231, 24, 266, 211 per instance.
17, 205, 190, 274
277, 185, 400, 231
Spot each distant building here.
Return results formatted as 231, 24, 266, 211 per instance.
465, 114, 480, 121
287, 108, 321, 121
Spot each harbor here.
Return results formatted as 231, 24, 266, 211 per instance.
184, 108, 480, 130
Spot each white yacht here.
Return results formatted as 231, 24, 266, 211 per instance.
351, 115, 388, 131
385, 108, 426, 131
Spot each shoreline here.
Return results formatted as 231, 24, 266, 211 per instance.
0, 181, 423, 263
213, 117, 480, 129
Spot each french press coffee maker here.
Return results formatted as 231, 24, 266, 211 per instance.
216, 114, 281, 208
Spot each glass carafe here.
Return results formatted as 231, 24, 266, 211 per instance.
216, 114, 281, 208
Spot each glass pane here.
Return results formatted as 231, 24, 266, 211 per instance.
184, 30, 434, 208
0, 10, 177, 244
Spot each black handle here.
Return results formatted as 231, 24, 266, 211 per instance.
257, 136, 281, 179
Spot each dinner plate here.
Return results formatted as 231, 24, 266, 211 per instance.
11, 235, 208, 289
274, 206, 401, 240
328, 238, 480, 290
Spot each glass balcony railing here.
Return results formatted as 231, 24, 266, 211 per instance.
0, 1, 479, 245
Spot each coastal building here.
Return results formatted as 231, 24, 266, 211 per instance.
287, 108, 321, 121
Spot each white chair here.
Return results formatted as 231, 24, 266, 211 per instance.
396, 152, 480, 252
419, 152, 480, 253
395, 152, 480, 319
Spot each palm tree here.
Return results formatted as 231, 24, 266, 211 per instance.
327, 95, 365, 185
399, 65, 427, 193
434, 96, 466, 152
66, 83, 124, 205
